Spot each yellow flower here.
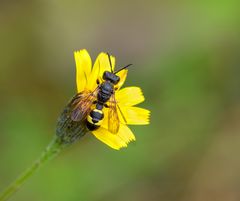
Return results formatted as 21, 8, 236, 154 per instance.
74, 49, 150, 150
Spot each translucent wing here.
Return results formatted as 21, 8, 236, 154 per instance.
71, 88, 98, 122
108, 94, 120, 134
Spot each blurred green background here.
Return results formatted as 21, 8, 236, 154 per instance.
1, 1, 240, 201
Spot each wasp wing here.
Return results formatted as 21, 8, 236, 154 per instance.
108, 94, 120, 134
71, 88, 98, 122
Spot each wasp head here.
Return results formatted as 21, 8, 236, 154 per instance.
103, 71, 120, 85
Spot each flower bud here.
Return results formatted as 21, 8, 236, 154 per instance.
56, 96, 88, 145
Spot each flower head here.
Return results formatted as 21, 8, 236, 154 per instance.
73, 49, 150, 150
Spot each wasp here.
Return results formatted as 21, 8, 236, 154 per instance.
70, 54, 131, 134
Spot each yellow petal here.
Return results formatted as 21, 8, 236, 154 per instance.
74, 49, 92, 93
92, 127, 127, 150
115, 69, 128, 89
118, 106, 150, 125
116, 87, 145, 106
117, 124, 136, 143
87, 52, 115, 91
100, 109, 136, 138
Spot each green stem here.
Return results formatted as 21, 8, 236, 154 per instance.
0, 95, 88, 201
0, 137, 66, 201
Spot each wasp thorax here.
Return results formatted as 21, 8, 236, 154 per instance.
101, 82, 113, 93
103, 71, 120, 85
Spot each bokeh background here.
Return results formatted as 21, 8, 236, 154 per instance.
0, 1, 240, 201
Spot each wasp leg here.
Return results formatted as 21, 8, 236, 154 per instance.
117, 104, 127, 124
97, 77, 104, 84
104, 103, 109, 108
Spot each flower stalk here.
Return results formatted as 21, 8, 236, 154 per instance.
0, 97, 88, 201
0, 137, 63, 201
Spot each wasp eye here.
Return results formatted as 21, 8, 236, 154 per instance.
102, 71, 108, 80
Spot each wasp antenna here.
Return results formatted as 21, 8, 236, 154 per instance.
114, 64, 132, 74
107, 52, 113, 73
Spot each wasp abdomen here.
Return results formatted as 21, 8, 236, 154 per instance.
86, 109, 104, 131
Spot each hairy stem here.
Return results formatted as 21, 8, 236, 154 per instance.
0, 137, 66, 201
0, 96, 88, 201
